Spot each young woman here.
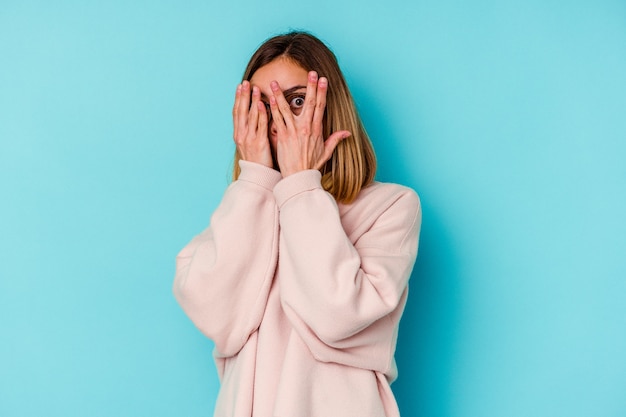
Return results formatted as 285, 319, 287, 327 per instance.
173, 31, 422, 417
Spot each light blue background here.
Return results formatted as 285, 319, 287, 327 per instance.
1, 0, 625, 416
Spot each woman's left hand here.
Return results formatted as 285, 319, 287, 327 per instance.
269, 71, 351, 177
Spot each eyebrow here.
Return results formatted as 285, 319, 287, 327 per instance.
260, 85, 307, 101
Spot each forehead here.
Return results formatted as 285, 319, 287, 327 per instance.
250, 58, 308, 91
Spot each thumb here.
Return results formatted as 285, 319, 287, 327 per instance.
315, 130, 351, 170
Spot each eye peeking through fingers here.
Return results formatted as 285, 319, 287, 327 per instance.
287, 94, 306, 115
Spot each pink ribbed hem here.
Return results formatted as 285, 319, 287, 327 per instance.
273, 170, 323, 208
238, 160, 282, 191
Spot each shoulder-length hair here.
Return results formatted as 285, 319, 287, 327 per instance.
232, 31, 376, 204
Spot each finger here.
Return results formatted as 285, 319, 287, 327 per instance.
301, 71, 318, 123
270, 81, 295, 132
269, 92, 287, 136
238, 80, 251, 131
247, 86, 260, 137
312, 77, 328, 136
269, 95, 286, 135
257, 100, 268, 138
233, 84, 242, 140
315, 130, 351, 170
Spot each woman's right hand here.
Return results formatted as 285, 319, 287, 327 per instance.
232, 80, 273, 169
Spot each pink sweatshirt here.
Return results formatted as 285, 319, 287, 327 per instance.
173, 161, 421, 417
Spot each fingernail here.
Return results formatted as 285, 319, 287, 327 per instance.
319, 77, 328, 88
242, 81, 249, 90
309, 71, 318, 82
271, 81, 279, 91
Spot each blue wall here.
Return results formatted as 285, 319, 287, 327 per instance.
1, 1, 625, 416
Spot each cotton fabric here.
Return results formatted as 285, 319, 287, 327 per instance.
174, 161, 421, 417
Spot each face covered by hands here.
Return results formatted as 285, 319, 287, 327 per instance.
233, 58, 351, 176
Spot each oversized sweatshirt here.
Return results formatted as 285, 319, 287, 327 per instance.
173, 160, 422, 417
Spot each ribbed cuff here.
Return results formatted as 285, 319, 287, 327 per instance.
238, 160, 282, 191
273, 170, 323, 208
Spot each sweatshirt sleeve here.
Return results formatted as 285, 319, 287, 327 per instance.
173, 161, 282, 358
273, 170, 421, 376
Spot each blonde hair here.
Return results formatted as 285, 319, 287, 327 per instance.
233, 31, 376, 204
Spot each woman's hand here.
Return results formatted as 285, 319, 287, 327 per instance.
269, 71, 351, 177
232, 80, 273, 169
